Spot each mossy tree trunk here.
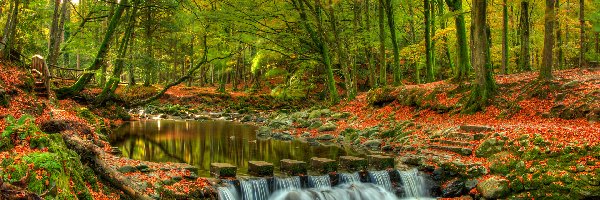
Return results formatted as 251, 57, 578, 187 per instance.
501, 0, 509, 74
424, 0, 432, 83
378, 0, 387, 86
385, 0, 402, 85
465, 0, 496, 113
578, 0, 585, 67
540, 0, 555, 81
445, 0, 470, 82
519, 1, 531, 71
54, 0, 128, 98
1, 0, 20, 60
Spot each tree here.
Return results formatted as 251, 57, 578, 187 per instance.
579, 0, 586, 67
519, 0, 531, 71
1, 0, 20, 60
445, 0, 470, 82
424, 0, 433, 82
465, 0, 495, 113
55, 0, 129, 98
378, 0, 386, 86
385, 0, 402, 85
502, 0, 509, 74
540, 0, 555, 80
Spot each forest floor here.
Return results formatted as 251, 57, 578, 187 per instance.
1, 61, 599, 199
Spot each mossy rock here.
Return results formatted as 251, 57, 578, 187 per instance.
477, 176, 510, 199
367, 87, 395, 106
318, 122, 337, 132
475, 138, 503, 158
331, 112, 351, 120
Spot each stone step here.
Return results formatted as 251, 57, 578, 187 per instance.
310, 157, 337, 174
280, 159, 307, 176
367, 155, 394, 170
429, 139, 475, 147
339, 156, 367, 172
428, 145, 473, 156
210, 163, 236, 178
459, 125, 493, 133
446, 132, 488, 141
248, 161, 274, 177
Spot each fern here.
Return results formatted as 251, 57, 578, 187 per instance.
2, 114, 36, 139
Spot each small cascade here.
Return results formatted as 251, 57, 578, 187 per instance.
274, 176, 302, 190
269, 182, 397, 200
368, 170, 393, 191
399, 168, 428, 198
339, 172, 361, 184
240, 178, 270, 200
217, 186, 238, 200
308, 175, 331, 188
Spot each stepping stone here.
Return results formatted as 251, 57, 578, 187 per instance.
310, 157, 338, 174
248, 161, 274, 177
280, 159, 308, 176
367, 155, 394, 170
210, 163, 236, 178
430, 145, 473, 156
459, 125, 493, 133
339, 156, 367, 172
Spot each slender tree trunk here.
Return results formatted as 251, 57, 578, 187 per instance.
556, 0, 564, 69
47, 0, 60, 72
466, 0, 495, 113
328, 0, 352, 99
429, 0, 436, 82
407, 0, 417, 43
445, 0, 469, 82
95, 1, 139, 105
501, 0, 509, 74
55, 0, 129, 98
385, 0, 401, 85
365, 0, 375, 88
143, 0, 153, 86
62, 0, 71, 70
378, 0, 386, 86
438, 0, 453, 78
424, 0, 432, 83
101, 0, 116, 86
578, 0, 585, 67
519, 1, 531, 71
540, 0, 555, 80
1, 0, 19, 60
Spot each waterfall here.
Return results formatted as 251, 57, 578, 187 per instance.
217, 186, 238, 200
368, 171, 393, 191
308, 175, 331, 188
240, 178, 270, 200
274, 176, 302, 190
269, 182, 397, 200
339, 172, 361, 184
399, 168, 428, 198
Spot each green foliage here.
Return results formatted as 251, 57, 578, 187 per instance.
1, 114, 38, 140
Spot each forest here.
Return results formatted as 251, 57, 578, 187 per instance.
0, 0, 599, 199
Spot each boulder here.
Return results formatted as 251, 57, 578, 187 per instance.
476, 176, 510, 199
318, 122, 337, 132
308, 120, 323, 130
442, 179, 465, 197
475, 138, 502, 158
316, 134, 335, 140
117, 166, 137, 173
256, 126, 273, 137
363, 139, 382, 149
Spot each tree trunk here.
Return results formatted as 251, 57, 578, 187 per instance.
1, 0, 19, 61
385, 0, 401, 85
47, 0, 61, 75
519, 1, 531, 71
143, 0, 154, 86
54, 0, 128, 98
95, 0, 139, 105
328, 0, 352, 99
365, 0, 375, 88
501, 0, 508, 74
378, 0, 386, 86
578, 0, 585, 67
438, 0, 453, 79
429, 0, 436, 82
556, 0, 564, 69
445, 0, 469, 82
540, 0, 555, 80
466, 0, 495, 113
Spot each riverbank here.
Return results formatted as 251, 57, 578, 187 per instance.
1, 61, 599, 199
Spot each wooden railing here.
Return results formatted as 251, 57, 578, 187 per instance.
31, 55, 51, 97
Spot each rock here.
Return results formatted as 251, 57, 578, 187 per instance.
280, 159, 308, 176
159, 114, 168, 119
308, 120, 323, 129
476, 176, 510, 199
294, 119, 311, 128
442, 179, 465, 197
331, 112, 351, 120
117, 166, 137, 173
459, 125, 493, 133
184, 173, 198, 180
210, 163, 237, 178
268, 118, 292, 129
363, 139, 382, 149
318, 122, 337, 132
171, 176, 183, 182
367, 155, 394, 170
291, 111, 309, 120
339, 156, 367, 172
255, 117, 266, 123
310, 157, 338, 174
465, 179, 479, 190
381, 145, 394, 151
248, 161, 274, 177
240, 115, 253, 122
316, 134, 335, 140
475, 138, 502, 158
256, 126, 272, 137
301, 132, 311, 137
309, 110, 323, 119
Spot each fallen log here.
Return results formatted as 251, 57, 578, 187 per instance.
61, 130, 152, 200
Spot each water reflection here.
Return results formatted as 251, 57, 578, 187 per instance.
110, 120, 362, 177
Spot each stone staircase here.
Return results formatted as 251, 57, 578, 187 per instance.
425, 125, 490, 156
33, 77, 48, 98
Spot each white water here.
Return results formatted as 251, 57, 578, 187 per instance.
218, 186, 238, 200
274, 176, 302, 190
398, 168, 428, 198
339, 172, 361, 183
308, 175, 331, 188
269, 182, 398, 200
240, 179, 270, 200
368, 170, 393, 191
